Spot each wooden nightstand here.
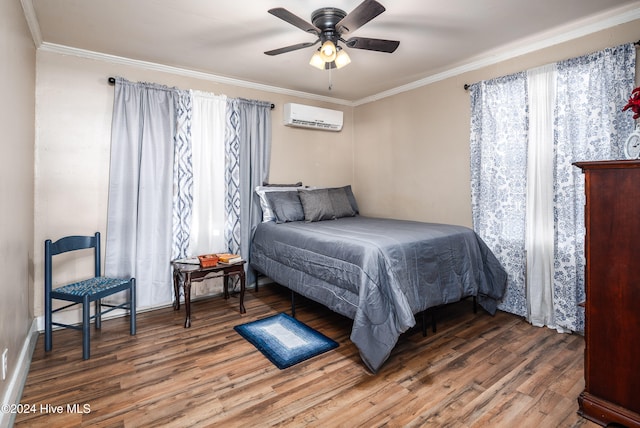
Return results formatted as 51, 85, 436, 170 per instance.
171, 260, 246, 328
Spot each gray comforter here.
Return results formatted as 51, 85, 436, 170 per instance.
250, 216, 507, 373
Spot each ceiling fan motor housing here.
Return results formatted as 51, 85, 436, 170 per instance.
311, 7, 346, 44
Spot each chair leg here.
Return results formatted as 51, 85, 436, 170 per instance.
82, 296, 91, 360
130, 279, 136, 336
95, 299, 102, 329
45, 291, 52, 352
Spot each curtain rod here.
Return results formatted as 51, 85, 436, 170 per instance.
463, 39, 640, 91
107, 77, 275, 109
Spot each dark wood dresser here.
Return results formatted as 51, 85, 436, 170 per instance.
574, 160, 640, 428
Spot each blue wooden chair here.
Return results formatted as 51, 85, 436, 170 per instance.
44, 232, 136, 359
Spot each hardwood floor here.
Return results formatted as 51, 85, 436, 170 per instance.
16, 283, 597, 428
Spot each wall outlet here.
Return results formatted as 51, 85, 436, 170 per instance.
1, 348, 7, 381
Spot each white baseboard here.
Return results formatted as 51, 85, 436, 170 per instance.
0, 319, 38, 428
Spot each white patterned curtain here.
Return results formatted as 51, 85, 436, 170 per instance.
470, 73, 529, 318
226, 98, 272, 286
553, 44, 636, 332
172, 91, 193, 260
225, 100, 241, 255
470, 43, 635, 332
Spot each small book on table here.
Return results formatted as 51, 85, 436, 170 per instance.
216, 253, 242, 264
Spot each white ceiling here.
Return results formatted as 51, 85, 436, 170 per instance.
25, 0, 640, 104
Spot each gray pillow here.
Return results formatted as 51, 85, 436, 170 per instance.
298, 188, 335, 222
341, 185, 359, 214
264, 191, 305, 223
328, 187, 356, 218
255, 186, 303, 222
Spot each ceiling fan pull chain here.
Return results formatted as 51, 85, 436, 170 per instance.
328, 67, 333, 90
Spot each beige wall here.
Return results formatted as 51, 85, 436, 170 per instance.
354, 77, 472, 225
32, 51, 355, 317
353, 19, 640, 227
0, 0, 36, 414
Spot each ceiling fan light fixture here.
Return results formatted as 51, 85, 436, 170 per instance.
319, 40, 337, 62
309, 51, 326, 69
334, 49, 351, 69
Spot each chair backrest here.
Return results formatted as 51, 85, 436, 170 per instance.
44, 232, 102, 293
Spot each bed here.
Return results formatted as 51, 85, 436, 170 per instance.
250, 186, 508, 373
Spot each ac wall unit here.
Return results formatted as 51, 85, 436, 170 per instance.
283, 103, 343, 132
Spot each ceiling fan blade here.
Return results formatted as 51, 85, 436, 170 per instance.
345, 37, 399, 53
268, 8, 319, 34
264, 40, 320, 56
336, 0, 386, 34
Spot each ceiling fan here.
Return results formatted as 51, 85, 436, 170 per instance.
264, 0, 400, 70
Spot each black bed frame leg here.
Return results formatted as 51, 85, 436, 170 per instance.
420, 309, 437, 337
431, 310, 437, 333
291, 290, 296, 318
253, 269, 260, 292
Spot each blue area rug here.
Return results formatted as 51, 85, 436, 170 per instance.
234, 313, 339, 369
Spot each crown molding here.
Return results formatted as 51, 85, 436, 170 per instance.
20, 0, 42, 48
353, 3, 640, 106
38, 42, 354, 107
